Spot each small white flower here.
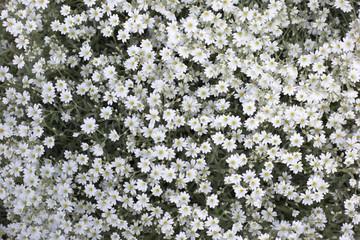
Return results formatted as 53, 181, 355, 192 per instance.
60, 90, 72, 103
100, 106, 112, 120
43, 136, 55, 148
81, 117, 98, 134
290, 133, 304, 147
79, 43, 92, 61
13, 54, 25, 69
109, 129, 120, 142
206, 194, 219, 208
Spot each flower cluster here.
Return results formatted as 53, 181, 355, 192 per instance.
0, 0, 360, 239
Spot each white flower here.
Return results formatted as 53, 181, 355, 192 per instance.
197, 86, 211, 100
243, 101, 256, 116
84, 183, 97, 197
212, 132, 225, 145
244, 117, 259, 131
204, 65, 218, 78
124, 115, 140, 132
60, 5, 71, 16
162, 167, 176, 183
43, 136, 55, 148
222, 138, 236, 152
102, 66, 116, 80
151, 185, 163, 197
200, 141, 212, 154
145, 108, 160, 128
13, 54, 25, 69
163, 109, 176, 122
207, 194, 219, 208
81, 117, 98, 134
153, 145, 168, 160
182, 16, 198, 33
290, 133, 304, 147
100, 106, 112, 120
79, 43, 92, 61
181, 96, 200, 113
199, 181, 212, 194
91, 144, 103, 156
341, 223, 354, 236
60, 90, 73, 103
117, 29, 130, 42
147, 92, 161, 107
109, 129, 120, 142
15, 35, 29, 49
298, 54, 312, 67
191, 48, 208, 63
301, 190, 314, 205
334, 0, 352, 12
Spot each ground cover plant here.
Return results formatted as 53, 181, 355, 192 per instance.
0, 0, 360, 239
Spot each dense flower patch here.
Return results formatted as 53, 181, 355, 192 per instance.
0, 0, 360, 239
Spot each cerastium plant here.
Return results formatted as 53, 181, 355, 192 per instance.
0, 0, 360, 239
